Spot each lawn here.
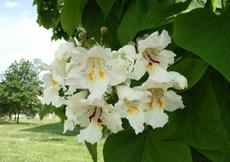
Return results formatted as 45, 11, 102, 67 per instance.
0, 118, 103, 162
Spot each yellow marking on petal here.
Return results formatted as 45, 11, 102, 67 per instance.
124, 99, 141, 114
158, 97, 164, 109
149, 97, 154, 111
51, 79, 58, 87
99, 70, 105, 79
87, 70, 95, 81
126, 105, 141, 114
146, 63, 153, 69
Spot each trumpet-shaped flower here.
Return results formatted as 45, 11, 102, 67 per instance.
67, 45, 129, 101
116, 45, 137, 74
64, 92, 123, 144
42, 73, 65, 107
40, 29, 188, 144
142, 86, 185, 129
131, 30, 177, 81
116, 85, 150, 134
51, 42, 76, 85
142, 66, 188, 90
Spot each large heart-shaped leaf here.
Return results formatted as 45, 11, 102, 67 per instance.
198, 70, 230, 162
165, 74, 230, 151
117, 0, 191, 45
174, 8, 230, 81
104, 130, 192, 162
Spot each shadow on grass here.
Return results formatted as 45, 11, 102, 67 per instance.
22, 122, 79, 136
0, 120, 36, 125
36, 137, 66, 142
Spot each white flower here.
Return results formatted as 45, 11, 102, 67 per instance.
39, 29, 188, 143
64, 91, 89, 128
51, 42, 76, 85
66, 92, 123, 144
67, 45, 128, 101
131, 30, 176, 80
116, 85, 150, 134
42, 73, 64, 107
116, 45, 137, 74
146, 65, 188, 90
142, 86, 184, 129
135, 30, 187, 90
78, 122, 102, 144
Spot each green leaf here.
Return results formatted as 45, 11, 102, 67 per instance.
199, 150, 225, 162
198, 150, 230, 162
170, 58, 208, 89
85, 142, 98, 162
165, 74, 230, 151
117, 0, 191, 45
209, 69, 230, 138
82, 0, 120, 49
104, 130, 192, 162
60, 0, 88, 36
199, 69, 230, 162
96, 0, 115, 18
34, 0, 59, 29
174, 8, 230, 81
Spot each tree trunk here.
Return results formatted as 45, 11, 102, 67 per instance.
14, 112, 17, 121
8, 113, 12, 121
16, 112, 20, 124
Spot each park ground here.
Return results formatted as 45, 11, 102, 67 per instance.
0, 118, 103, 162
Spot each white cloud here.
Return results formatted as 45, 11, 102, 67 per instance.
0, 15, 63, 72
4, 1, 21, 8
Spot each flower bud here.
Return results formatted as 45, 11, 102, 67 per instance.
143, 33, 150, 39
100, 26, 108, 35
136, 37, 142, 42
128, 41, 135, 46
78, 31, 87, 39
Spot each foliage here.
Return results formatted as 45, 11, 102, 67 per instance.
0, 59, 42, 123
34, 0, 230, 162
38, 104, 67, 123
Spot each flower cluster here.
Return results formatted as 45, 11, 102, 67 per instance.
38, 30, 187, 144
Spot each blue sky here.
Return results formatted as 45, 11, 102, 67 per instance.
0, 0, 62, 72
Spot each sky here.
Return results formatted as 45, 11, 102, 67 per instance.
0, 0, 63, 73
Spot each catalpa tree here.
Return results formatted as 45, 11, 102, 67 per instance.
33, 0, 230, 162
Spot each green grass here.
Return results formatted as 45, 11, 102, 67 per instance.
0, 118, 103, 162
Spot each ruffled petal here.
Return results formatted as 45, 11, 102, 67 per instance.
77, 122, 102, 144
116, 85, 145, 101
63, 119, 75, 133
145, 109, 168, 129
130, 56, 147, 80
157, 49, 176, 70
126, 112, 145, 134
103, 111, 123, 133
88, 78, 109, 101
163, 90, 184, 112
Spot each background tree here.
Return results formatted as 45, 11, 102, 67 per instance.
0, 59, 42, 123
